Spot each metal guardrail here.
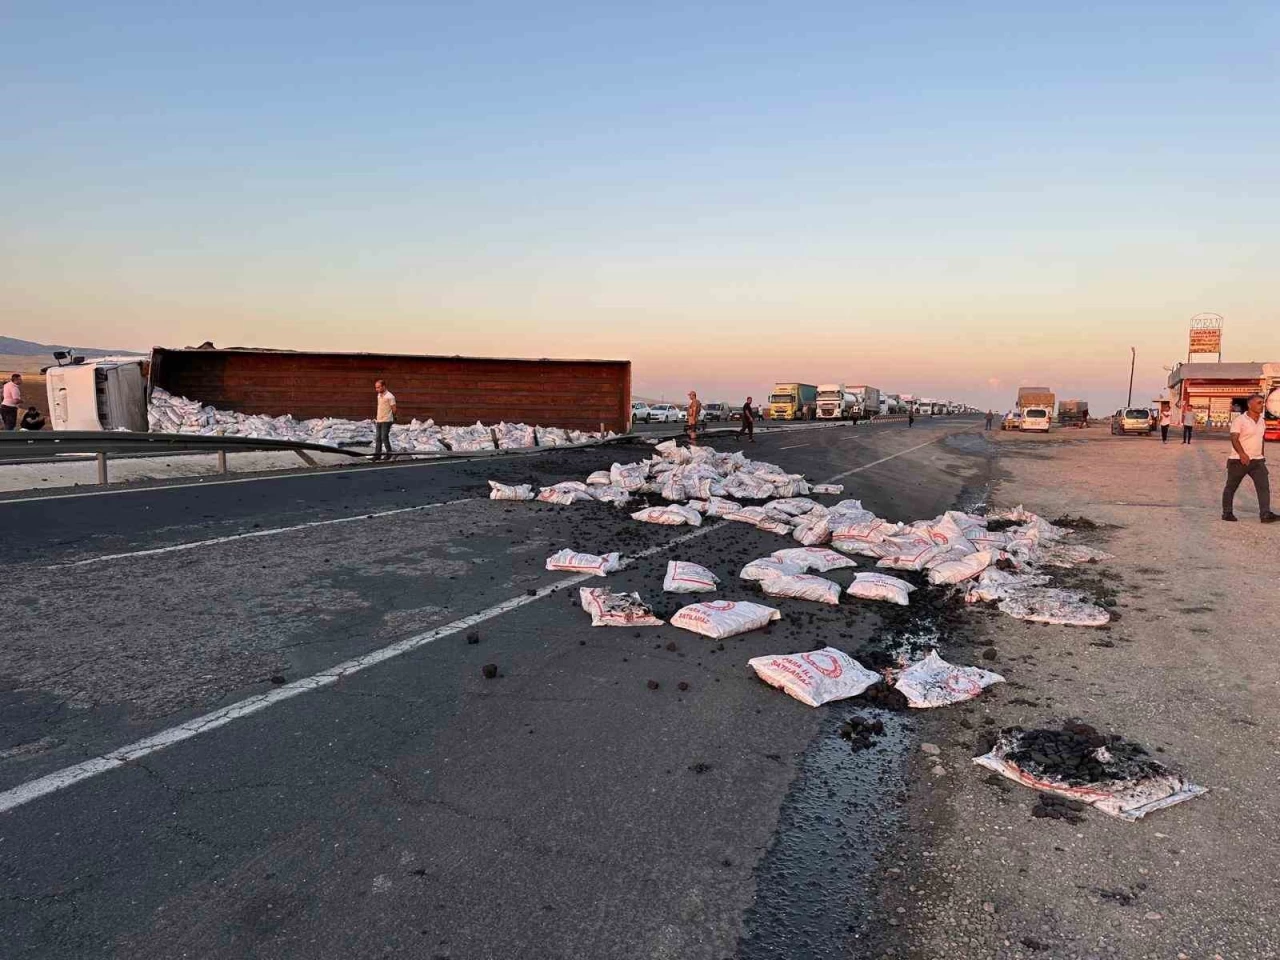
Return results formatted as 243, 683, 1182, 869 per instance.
0, 431, 363, 483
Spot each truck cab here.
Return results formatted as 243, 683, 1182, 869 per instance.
816, 384, 852, 419
769, 383, 817, 421
45, 357, 148, 432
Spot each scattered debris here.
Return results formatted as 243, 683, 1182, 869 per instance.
997, 588, 1111, 627
646, 679, 660, 690
1031, 794, 1086, 823
466, 631, 480, 645
748, 647, 881, 707
839, 715, 884, 751
481, 664, 499, 679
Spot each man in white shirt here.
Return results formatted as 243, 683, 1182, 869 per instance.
373, 380, 397, 462
1223, 394, 1276, 523
1180, 403, 1196, 445
1159, 405, 1172, 443
1, 373, 22, 430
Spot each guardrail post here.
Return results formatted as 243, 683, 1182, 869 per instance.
96, 452, 108, 485
217, 449, 228, 474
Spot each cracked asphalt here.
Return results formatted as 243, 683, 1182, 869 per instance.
0, 417, 987, 959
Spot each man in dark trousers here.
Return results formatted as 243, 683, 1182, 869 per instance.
985, 410, 994, 430
20, 406, 45, 431
738, 397, 755, 442
907, 409, 915, 428
372, 379, 396, 462
1223, 394, 1277, 523
1181, 403, 1196, 444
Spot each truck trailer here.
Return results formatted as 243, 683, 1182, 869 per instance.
847, 385, 881, 421
46, 347, 634, 435
815, 383, 855, 419
768, 382, 818, 421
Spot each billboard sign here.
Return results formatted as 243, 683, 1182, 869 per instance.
1188, 313, 1223, 359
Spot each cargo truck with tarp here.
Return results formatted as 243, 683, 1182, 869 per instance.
1058, 399, 1089, 426
768, 382, 818, 421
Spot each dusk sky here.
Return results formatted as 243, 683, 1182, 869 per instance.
3, 1, 1277, 410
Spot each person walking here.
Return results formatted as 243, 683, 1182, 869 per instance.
1181, 403, 1195, 444
372, 379, 396, 462
1, 373, 22, 431
907, 408, 915, 428
685, 390, 702, 444
1222, 394, 1277, 523
1159, 405, 1171, 443
984, 410, 994, 430
738, 397, 755, 442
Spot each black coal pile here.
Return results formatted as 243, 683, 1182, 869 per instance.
985, 518, 1020, 532
852, 683, 909, 712
837, 715, 884, 752
1004, 719, 1167, 786
1051, 514, 1100, 530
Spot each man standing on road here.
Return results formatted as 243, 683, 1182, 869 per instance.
1223, 394, 1277, 523
1181, 403, 1196, 444
907, 409, 915, 428
1, 373, 22, 431
686, 390, 701, 444
1159, 405, 1172, 443
373, 379, 396, 462
985, 410, 994, 430
738, 396, 755, 442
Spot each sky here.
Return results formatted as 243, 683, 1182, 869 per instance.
2, 1, 1278, 411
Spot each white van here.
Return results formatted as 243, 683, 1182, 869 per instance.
1020, 407, 1051, 432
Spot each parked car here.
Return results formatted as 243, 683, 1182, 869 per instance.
631, 401, 653, 424
1020, 407, 1052, 433
702, 402, 727, 422
1111, 408, 1154, 435
648, 403, 680, 423
1002, 411, 1022, 431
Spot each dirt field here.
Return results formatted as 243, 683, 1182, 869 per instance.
867, 425, 1279, 958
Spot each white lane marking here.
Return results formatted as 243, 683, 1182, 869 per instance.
46, 498, 480, 570
0, 430, 958, 814
779, 443, 810, 450
0, 526, 713, 815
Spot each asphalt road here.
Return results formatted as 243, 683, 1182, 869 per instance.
1, 416, 986, 960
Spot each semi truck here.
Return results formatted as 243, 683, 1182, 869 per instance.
768, 382, 818, 421
1016, 387, 1056, 412
847, 385, 881, 421
1058, 399, 1089, 426
815, 383, 855, 419
43, 347, 634, 435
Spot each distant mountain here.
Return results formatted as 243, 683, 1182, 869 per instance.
0, 336, 143, 358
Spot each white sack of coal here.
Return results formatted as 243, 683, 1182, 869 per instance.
537, 482, 596, 505
757, 573, 842, 605
670, 600, 781, 639
545, 549, 622, 576
756, 517, 794, 536
830, 519, 904, 555
740, 557, 806, 581
721, 474, 777, 500
768, 497, 821, 517
705, 497, 744, 518
535, 426, 571, 447
997, 588, 1111, 626
586, 470, 612, 485
973, 721, 1208, 821
685, 499, 709, 514
488, 480, 536, 501
770, 547, 857, 573
792, 515, 833, 546
873, 535, 943, 571
926, 550, 995, 585
748, 647, 881, 708
610, 462, 650, 491
579, 588, 664, 627
588, 485, 632, 506
893, 650, 1005, 708
659, 475, 688, 501
810, 483, 844, 495
845, 572, 916, 606
494, 421, 536, 449
630, 504, 703, 527
965, 528, 1013, 551
443, 422, 497, 452
654, 439, 692, 463
962, 569, 1052, 603
663, 561, 720, 593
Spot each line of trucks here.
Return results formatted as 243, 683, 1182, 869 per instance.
768, 383, 966, 421
1003, 388, 1089, 432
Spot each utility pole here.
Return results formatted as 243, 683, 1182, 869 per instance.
1127, 347, 1136, 407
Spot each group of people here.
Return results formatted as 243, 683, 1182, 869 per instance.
681, 391, 757, 444
1158, 404, 1198, 444
1, 373, 45, 431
